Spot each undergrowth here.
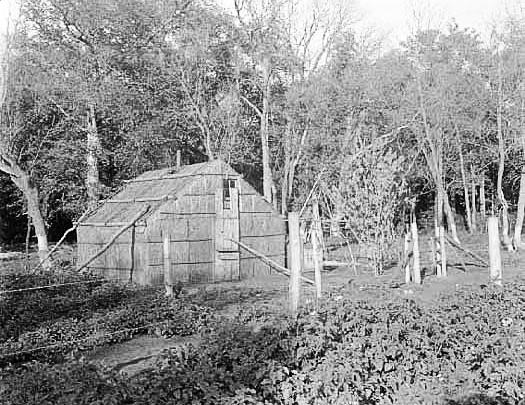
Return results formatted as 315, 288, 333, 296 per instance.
2, 276, 525, 405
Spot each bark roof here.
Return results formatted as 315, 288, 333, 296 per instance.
82, 159, 239, 224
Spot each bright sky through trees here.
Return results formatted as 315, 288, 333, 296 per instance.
356, 0, 509, 46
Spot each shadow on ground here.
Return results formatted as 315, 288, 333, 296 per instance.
444, 394, 512, 405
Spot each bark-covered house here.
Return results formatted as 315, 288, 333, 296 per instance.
77, 160, 286, 285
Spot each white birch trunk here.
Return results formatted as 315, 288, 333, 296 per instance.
443, 192, 460, 244
513, 168, 525, 249
471, 168, 477, 232
86, 103, 100, 211
459, 147, 472, 233
480, 175, 486, 226
10, 169, 50, 269
261, 56, 275, 204
497, 48, 514, 251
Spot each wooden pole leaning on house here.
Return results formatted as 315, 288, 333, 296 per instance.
227, 238, 315, 285
488, 216, 503, 286
33, 209, 92, 272
77, 205, 150, 274
289, 212, 302, 315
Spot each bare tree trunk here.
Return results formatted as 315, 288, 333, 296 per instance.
261, 56, 274, 203
86, 103, 100, 211
459, 146, 472, 233
443, 192, 460, 243
513, 167, 525, 249
436, 187, 443, 277
25, 213, 32, 271
480, 175, 486, 226
281, 122, 291, 215
497, 51, 514, 251
471, 168, 477, 232
281, 171, 289, 215
10, 169, 50, 268
513, 102, 525, 248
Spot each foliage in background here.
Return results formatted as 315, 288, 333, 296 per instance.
339, 145, 407, 273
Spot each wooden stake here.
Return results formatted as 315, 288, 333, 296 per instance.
471, 168, 477, 232
480, 175, 486, 225
430, 236, 437, 277
439, 225, 447, 277
289, 212, 301, 315
488, 216, 503, 286
164, 234, 173, 296
404, 231, 411, 284
435, 238, 441, 276
411, 218, 421, 284
77, 205, 150, 273
312, 198, 323, 299
129, 224, 136, 283
176, 150, 182, 168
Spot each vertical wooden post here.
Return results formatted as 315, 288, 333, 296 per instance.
471, 169, 477, 232
430, 237, 437, 277
404, 230, 411, 284
176, 150, 182, 168
312, 198, 322, 300
435, 238, 441, 277
129, 224, 136, 283
488, 216, 503, 286
411, 218, 421, 284
289, 212, 301, 315
480, 175, 486, 225
164, 234, 173, 296
439, 225, 447, 277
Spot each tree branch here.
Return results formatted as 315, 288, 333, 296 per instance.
239, 94, 263, 118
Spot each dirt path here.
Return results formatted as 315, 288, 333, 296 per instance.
86, 303, 261, 376
88, 335, 200, 375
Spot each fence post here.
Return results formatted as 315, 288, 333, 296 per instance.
289, 212, 301, 315
488, 216, 503, 286
164, 234, 173, 296
129, 224, 136, 283
404, 230, 411, 284
312, 198, 322, 300
430, 236, 437, 278
411, 217, 421, 284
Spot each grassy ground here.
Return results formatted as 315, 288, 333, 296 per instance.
1, 231, 521, 376
84, 231, 522, 375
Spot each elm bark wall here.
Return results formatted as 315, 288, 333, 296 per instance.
77, 169, 287, 286
77, 225, 147, 283
238, 179, 286, 277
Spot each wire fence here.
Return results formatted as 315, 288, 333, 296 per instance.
0, 278, 113, 295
